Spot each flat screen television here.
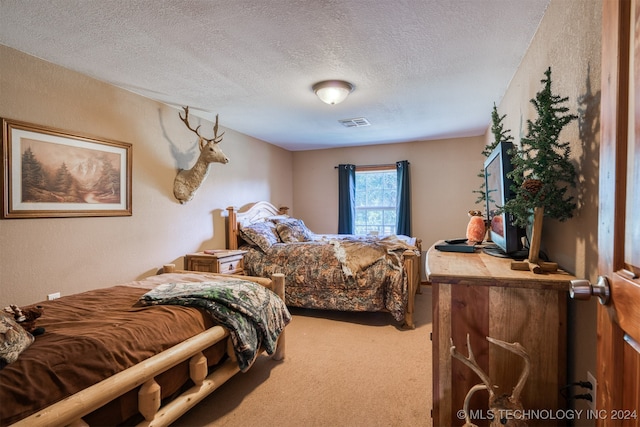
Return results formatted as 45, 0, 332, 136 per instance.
483, 141, 525, 258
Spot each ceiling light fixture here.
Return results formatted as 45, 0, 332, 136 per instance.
312, 80, 354, 105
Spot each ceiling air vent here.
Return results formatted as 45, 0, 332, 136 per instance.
338, 117, 371, 128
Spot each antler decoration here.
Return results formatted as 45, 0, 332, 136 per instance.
179, 106, 224, 146
450, 334, 530, 427
486, 336, 531, 406
450, 334, 496, 399
173, 107, 229, 204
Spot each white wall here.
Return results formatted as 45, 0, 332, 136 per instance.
0, 45, 293, 306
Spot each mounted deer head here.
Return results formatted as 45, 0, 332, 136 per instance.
173, 106, 228, 204
450, 335, 531, 427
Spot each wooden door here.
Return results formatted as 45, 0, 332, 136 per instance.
598, 1, 640, 425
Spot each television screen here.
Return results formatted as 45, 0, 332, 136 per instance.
484, 141, 524, 257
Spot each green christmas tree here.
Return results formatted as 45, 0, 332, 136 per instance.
504, 67, 578, 228
474, 103, 513, 208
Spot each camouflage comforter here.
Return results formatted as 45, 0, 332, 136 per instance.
138, 278, 291, 371
243, 235, 418, 322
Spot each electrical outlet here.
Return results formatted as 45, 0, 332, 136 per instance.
587, 371, 597, 410
47, 292, 60, 301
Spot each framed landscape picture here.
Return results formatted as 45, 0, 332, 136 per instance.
1, 118, 132, 218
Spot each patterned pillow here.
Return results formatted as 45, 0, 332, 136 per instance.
275, 218, 313, 243
239, 221, 281, 251
0, 312, 34, 367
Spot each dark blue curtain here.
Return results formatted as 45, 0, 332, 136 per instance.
337, 164, 356, 234
396, 160, 411, 236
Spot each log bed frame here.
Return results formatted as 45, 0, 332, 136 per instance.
225, 201, 422, 329
11, 271, 285, 427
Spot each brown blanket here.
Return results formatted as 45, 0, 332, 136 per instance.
0, 285, 222, 425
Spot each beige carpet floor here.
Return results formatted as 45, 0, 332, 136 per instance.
172, 286, 433, 427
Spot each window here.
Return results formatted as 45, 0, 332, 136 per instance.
354, 167, 397, 235
338, 160, 410, 236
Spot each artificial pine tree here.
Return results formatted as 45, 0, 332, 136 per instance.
474, 103, 514, 208
504, 67, 577, 268
488, 103, 515, 156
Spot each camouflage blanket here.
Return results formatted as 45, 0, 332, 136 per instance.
243, 235, 418, 321
138, 279, 291, 372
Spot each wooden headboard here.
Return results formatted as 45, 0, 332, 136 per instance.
225, 201, 289, 249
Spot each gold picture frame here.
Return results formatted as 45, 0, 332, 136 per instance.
1, 118, 132, 218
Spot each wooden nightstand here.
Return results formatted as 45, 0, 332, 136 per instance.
184, 250, 247, 275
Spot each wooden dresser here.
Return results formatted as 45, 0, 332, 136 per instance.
184, 250, 247, 275
426, 242, 576, 427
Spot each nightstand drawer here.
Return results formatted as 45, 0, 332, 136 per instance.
185, 250, 247, 275
218, 257, 243, 274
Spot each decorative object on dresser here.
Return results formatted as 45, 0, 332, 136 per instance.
173, 107, 228, 204
185, 249, 247, 274
451, 334, 530, 427
426, 242, 575, 427
225, 201, 422, 329
465, 210, 486, 244
1, 118, 132, 218
503, 67, 578, 273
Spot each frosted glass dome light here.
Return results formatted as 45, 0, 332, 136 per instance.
312, 80, 354, 105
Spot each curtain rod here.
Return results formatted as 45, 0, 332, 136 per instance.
333, 161, 409, 169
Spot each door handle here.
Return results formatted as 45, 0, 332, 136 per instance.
569, 276, 611, 305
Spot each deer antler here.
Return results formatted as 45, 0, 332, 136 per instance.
452, 335, 531, 427
179, 107, 225, 148
211, 114, 224, 143
450, 334, 496, 401
461, 384, 488, 427
486, 336, 531, 404
179, 106, 202, 136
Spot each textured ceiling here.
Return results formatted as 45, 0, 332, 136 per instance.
0, 0, 549, 151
